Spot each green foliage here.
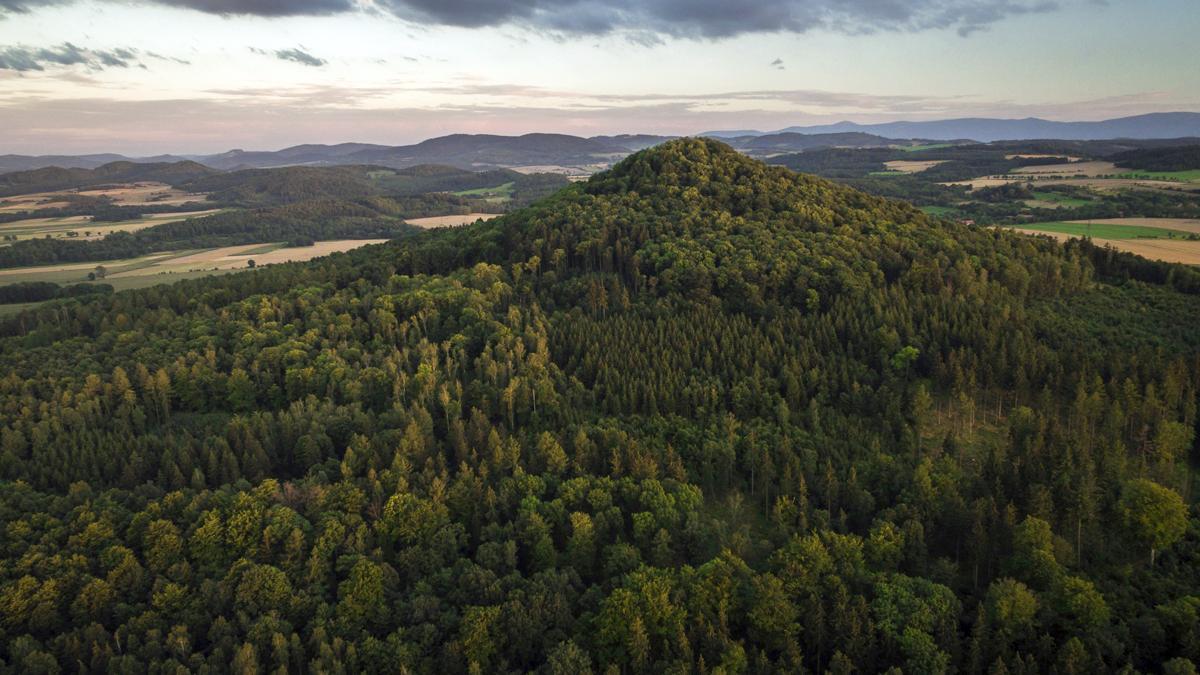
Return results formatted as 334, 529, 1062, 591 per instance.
0, 139, 1197, 673
1118, 478, 1189, 564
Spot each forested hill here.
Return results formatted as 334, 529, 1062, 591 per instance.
1, 139, 1199, 674
0, 160, 215, 197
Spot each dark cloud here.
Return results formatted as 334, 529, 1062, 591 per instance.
2, 0, 1068, 38
376, 0, 1063, 38
271, 47, 327, 67
152, 0, 354, 16
0, 42, 142, 71
771, 58, 784, 70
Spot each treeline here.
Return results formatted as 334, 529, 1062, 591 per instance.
953, 186, 1200, 225
0, 281, 113, 305
1112, 145, 1200, 172
184, 167, 382, 206
181, 164, 570, 208
0, 139, 1197, 673
768, 148, 894, 178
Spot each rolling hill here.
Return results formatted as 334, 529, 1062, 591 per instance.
0, 160, 216, 197
707, 112, 1200, 142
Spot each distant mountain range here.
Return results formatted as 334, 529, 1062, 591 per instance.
705, 112, 1200, 143
2, 112, 1197, 175
0, 132, 899, 175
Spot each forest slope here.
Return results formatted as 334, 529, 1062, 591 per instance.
0, 139, 1197, 674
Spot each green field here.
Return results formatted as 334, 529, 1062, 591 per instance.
1013, 221, 1196, 240
920, 205, 958, 216
867, 170, 905, 177
897, 143, 955, 153
454, 182, 515, 201
1114, 169, 1200, 183
1029, 191, 1091, 207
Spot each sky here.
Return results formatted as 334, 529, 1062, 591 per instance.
0, 0, 1197, 155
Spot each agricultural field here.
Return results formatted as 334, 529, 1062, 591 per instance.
404, 213, 501, 228
1012, 221, 1194, 240
0, 209, 221, 243
1114, 169, 1200, 183
1012, 228, 1200, 265
896, 143, 955, 152
510, 164, 595, 177
883, 160, 946, 174
0, 239, 387, 292
1065, 217, 1200, 235
945, 176, 1198, 192
0, 182, 206, 211
1005, 153, 1081, 161
1005, 217, 1200, 265
454, 182, 514, 202
1012, 160, 1119, 177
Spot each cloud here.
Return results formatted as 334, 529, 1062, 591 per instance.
1, 0, 1068, 38
374, 0, 1064, 38
771, 58, 784, 70
148, 0, 355, 16
0, 43, 143, 71
2, 86, 1196, 156
251, 46, 327, 67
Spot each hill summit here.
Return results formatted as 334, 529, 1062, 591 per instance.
413, 137, 985, 313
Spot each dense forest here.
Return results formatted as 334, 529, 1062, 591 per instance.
0, 139, 1198, 673
1112, 146, 1200, 172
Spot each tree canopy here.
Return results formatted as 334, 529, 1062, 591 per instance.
0, 138, 1197, 673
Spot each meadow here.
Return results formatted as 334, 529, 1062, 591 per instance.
1115, 169, 1200, 182
454, 181, 515, 202
1013, 221, 1194, 240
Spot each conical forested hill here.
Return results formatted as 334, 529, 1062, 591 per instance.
0, 139, 1198, 673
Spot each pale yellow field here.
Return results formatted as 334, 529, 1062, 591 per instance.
1010, 229, 1200, 265
884, 160, 946, 174
75, 182, 207, 206
0, 196, 74, 212
108, 239, 389, 278
944, 177, 1195, 192
510, 165, 597, 177
405, 213, 501, 229
1006, 154, 1081, 161
1066, 218, 1200, 235
1012, 161, 1119, 177
942, 178, 1022, 189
